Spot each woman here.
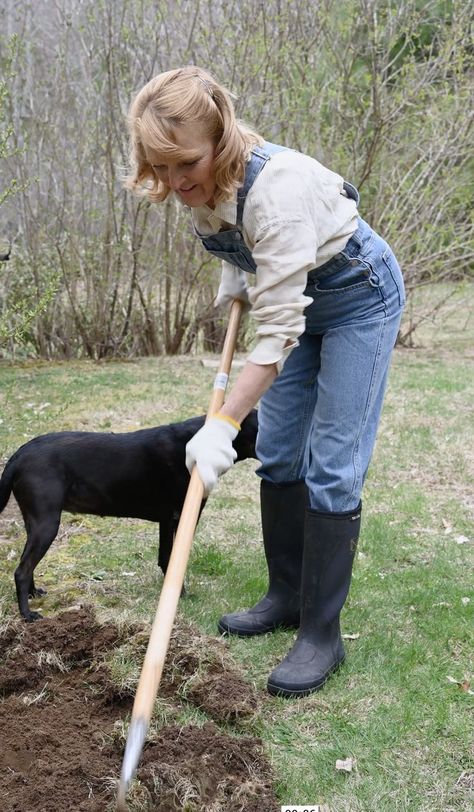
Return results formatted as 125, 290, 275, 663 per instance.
126, 66, 405, 698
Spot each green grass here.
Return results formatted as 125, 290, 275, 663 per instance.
0, 287, 473, 811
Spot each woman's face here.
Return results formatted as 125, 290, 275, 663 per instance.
144, 121, 217, 208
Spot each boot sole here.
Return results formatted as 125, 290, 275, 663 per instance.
267, 657, 345, 698
217, 618, 299, 637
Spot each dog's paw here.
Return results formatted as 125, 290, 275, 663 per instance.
23, 610, 43, 622
28, 587, 48, 598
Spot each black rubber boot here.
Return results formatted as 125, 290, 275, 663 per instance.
218, 479, 308, 636
267, 502, 361, 697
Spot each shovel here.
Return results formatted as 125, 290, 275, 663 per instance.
117, 299, 243, 810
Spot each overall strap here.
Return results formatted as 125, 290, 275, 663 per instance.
236, 141, 288, 225
342, 180, 360, 205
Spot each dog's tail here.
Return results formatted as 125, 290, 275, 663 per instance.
0, 458, 15, 514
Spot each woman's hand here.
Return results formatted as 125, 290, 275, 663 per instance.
185, 415, 239, 495
186, 361, 277, 495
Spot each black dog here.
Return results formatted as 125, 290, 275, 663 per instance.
0, 410, 258, 621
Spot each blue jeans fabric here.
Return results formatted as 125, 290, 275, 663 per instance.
256, 218, 405, 512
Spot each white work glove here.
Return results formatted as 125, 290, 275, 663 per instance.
214, 264, 251, 311
185, 414, 240, 495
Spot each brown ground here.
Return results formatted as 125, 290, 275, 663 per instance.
0, 607, 277, 811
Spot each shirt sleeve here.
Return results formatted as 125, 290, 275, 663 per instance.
246, 218, 316, 365
242, 155, 320, 367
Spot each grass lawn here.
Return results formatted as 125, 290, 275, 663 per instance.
0, 288, 472, 811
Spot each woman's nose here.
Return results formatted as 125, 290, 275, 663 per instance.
168, 166, 185, 190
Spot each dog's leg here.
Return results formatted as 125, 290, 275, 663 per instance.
15, 514, 61, 621
159, 514, 189, 597
28, 575, 47, 599
158, 516, 176, 576
158, 502, 207, 579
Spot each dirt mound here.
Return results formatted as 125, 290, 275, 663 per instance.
0, 606, 121, 694
163, 620, 260, 724
138, 722, 276, 811
0, 671, 121, 811
0, 607, 277, 811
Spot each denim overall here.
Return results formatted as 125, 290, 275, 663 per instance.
196, 142, 405, 512
194, 141, 360, 273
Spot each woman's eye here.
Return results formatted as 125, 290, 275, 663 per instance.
183, 159, 198, 167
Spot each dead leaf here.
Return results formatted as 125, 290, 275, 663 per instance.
454, 535, 469, 544
336, 757, 356, 772
447, 676, 474, 695
455, 771, 474, 789
342, 633, 360, 640
442, 518, 453, 534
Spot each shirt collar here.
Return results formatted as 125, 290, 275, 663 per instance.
214, 198, 237, 225
197, 197, 237, 232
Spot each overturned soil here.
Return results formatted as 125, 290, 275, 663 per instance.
0, 606, 277, 811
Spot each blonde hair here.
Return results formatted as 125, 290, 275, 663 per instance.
125, 66, 263, 204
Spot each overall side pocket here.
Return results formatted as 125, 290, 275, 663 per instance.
382, 248, 406, 307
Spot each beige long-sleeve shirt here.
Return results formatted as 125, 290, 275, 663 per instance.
192, 148, 359, 366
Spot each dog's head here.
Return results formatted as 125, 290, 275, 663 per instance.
233, 408, 258, 461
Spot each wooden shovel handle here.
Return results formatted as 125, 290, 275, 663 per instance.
131, 299, 243, 719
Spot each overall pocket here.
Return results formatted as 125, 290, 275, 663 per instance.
381, 248, 406, 307
312, 256, 379, 294
303, 255, 385, 334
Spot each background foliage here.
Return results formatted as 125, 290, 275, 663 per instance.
0, 0, 473, 359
